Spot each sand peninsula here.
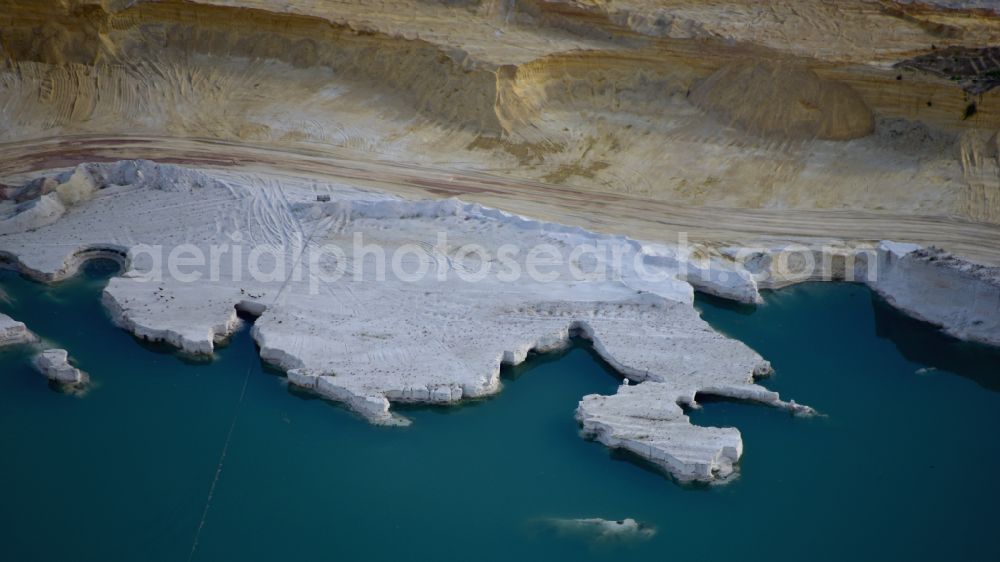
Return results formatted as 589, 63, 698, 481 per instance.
1, 0, 999, 483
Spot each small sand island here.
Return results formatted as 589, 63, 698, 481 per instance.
1, 2, 999, 559
0, 313, 35, 347
31, 348, 89, 388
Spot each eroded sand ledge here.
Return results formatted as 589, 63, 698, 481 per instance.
3, 160, 998, 481
727, 240, 1000, 346
0, 160, 826, 483
2, 160, 998, 481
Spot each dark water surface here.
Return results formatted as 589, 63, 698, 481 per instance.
1, 262, 998, 561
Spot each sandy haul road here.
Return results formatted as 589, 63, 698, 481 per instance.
3, 134, 1000, 266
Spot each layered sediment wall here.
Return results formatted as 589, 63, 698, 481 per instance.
3, 0, 1000, 136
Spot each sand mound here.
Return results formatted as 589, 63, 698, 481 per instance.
690, 60, 874, 140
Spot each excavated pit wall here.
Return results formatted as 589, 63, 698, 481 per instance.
3, 0, 1000, 144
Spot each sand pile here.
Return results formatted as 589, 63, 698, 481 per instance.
690, 60, 875, 141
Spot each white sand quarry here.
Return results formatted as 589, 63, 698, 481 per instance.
2, 0, 999, 483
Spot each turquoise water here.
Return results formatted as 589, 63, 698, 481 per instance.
1, 261, 999, 561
